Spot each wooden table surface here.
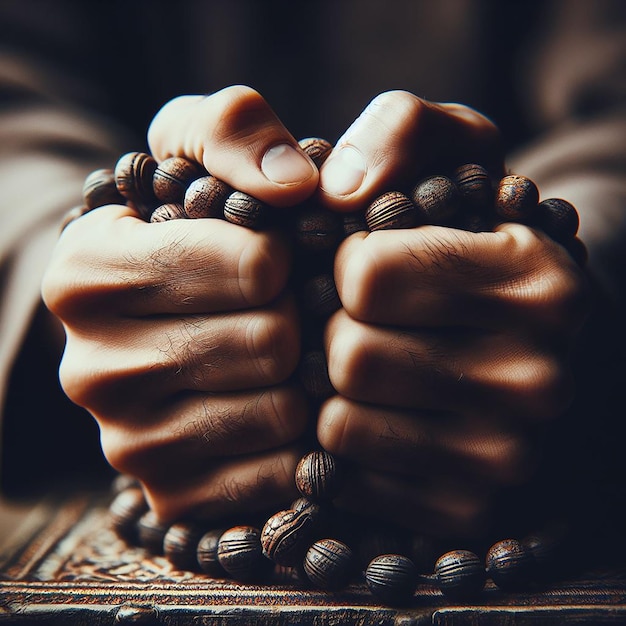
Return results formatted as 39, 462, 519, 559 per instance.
1, 490, 625, 625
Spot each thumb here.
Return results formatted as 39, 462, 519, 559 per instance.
147, 85, 318, 208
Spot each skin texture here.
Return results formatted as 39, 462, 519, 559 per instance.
42, 85, 589, 537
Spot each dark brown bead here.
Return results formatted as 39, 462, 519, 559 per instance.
110, 473, 140, 494
409, 533, 440, 574
217, 525, 266, 581
452, 163, 493, 211
434, 549, 486, 601
60, 205, 91, 233
533, 198, 580, 242
163, 522, 205, 571
137, 510, 169, 554
184, 175, 232, 219
486, 538, 534, 590
298, 350, 335, 401
522, 522, 569, 580
261, 508, 317, 566
114, 152, 159, 218
150, 203, 187, 222
365, 191, 418, 231
564, 236, 588, 266
495, 174, 539, 221
300, 274, 341, 318
295, 450, 342, 501
411, 175, 461, 225
197, 528, 228, 577
303, 538, 355, 590
224, 190, 270, 230
82, 168, 126, 210
299, 137, 333, 168
294, 206, 343, 254
108, 487, 148, 542
153, 156, 204, 204
343, 211, 369, 236
356, 524, 412, 569
365, 554, 417, 605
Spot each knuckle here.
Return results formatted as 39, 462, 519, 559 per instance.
326, 319, 373, 398
482, 435, 536, 485
338, 242, 381, 321
238, 233, 289, 306
246, 306, 300, 383
496, 227, 590, 329
317, 397, 351, 455
500, 354, 574, 421
206, 85, 272, 145
264, 387, 309, 443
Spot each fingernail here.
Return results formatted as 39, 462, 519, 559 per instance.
261, 143, 315, 185
320, 145, 366, 197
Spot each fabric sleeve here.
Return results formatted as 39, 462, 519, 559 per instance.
509, 0, 626, 300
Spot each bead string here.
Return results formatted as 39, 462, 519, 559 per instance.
74, 138, 583, 605
108, 449, 570, 606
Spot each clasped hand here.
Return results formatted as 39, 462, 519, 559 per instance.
42, 86, 589, 539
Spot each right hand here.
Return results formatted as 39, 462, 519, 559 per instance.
42, 86, 319, 524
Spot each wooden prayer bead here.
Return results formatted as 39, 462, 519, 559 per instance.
452, 163, 493, 211
485, 538, 535, 591
564, 236, 588, 266
184, 175, 232, 219
108, 487, 148, 542
223, 190, 270, 230
365, 191, 418, 231
409, 533, 440, 574
365, 554, 417, 605
411, 175, 461, 225
303, 538, 355, 590
295, 450, 342, 501
82, 168, 126, 210
153, 156, 205, 204
356, 524, 412, 569
533, 198, 580, 243
293, 205, 344, 254
261, 508, 317, 566
434, 550, 486, 601
110, 473, 140, 494
300, 274, 341, 318
150, 202, 187, 222
136, 510, 169, 554
297, 350, 335, 401
298, 137, 333, 168
495, 174, 539, 221
197, 528, 228, 577
60, 205, 90, 233
343, 211, 369, 236
163, 522, 205, 571
114, 152, 158, 219
217, 525, 266, 582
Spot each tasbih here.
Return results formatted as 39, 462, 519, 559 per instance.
74, 137, 585, 605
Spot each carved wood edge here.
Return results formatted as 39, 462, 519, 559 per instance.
0, 491, 625, 624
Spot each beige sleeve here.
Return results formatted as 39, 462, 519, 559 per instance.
0, 53, 129, 420
509, 0, 626, 299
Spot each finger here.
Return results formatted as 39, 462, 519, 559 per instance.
335, 467, 492, 539
60, 295, 301, 413
99, 385, 308, 477
147, 87, 318, 207
318, 396, 535, 486
324, 309, 574, 420
334, 224, 587, 333
43, 205, 292, 321
318, 91, 503, 212
141, 446, 303, 523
